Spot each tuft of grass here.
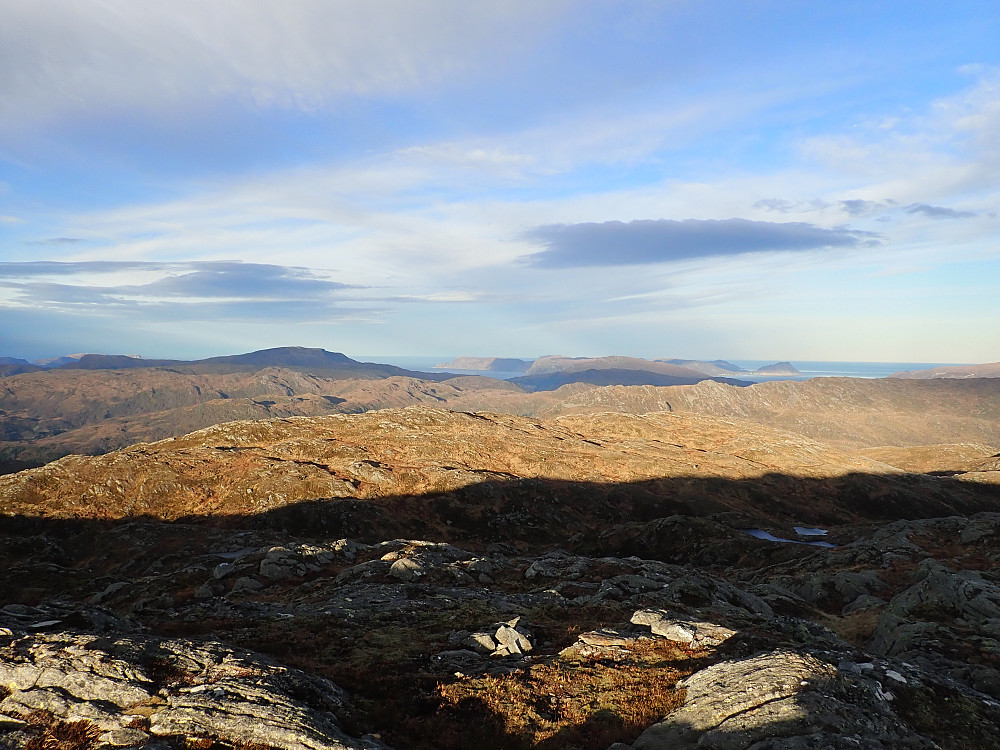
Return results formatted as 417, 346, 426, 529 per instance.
232, 740, 270, 750
146, 656, 200, 691
21, 711, 101, 750
176, 736, 271, 750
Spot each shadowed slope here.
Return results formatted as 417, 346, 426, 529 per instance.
3, 471, 1000, 748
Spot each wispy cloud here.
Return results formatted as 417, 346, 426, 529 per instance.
522, 218, 881, 268
753, 198, 830, 214
0, 1, 566, 131
26, 237, 85, 245
905, 203, 977, 219
0, 261, 156, 276
799, 69, 1000, 203
840, 199, 895, 217
0, 261, 364, 322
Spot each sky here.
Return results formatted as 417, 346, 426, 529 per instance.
1, 0, 999, 363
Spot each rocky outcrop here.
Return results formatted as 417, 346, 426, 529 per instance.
0, 629, 386, 750
628, 651, 932, 750
629, 609, 736, 648
526, 356, 708, 377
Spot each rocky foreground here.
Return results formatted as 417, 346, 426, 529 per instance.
2, 407, 1000, 749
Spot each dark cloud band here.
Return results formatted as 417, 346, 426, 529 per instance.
523, 218, 880, 268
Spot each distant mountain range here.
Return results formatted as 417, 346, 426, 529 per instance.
3, 346, 1000, 475
436, 354, 802, 380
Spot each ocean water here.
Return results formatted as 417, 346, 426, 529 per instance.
362, 356, 963, 382
727, 360, 962, 381
361, 356, 531, 381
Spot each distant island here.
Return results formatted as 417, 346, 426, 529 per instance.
890, 362, 998, 379
756, 361, 801, 375
434, 357, 532, 372
434, 354, 802, 385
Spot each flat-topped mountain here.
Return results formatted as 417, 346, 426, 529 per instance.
890, 361, 1000, 379
527, 355, 710, 377
434, 356, 532, 372
512, 356, 750, 390
511, 368, 748, 391
521, 355, 798, 384
52, 346, 439, 379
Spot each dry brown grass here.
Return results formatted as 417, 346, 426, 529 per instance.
124, 715, 150, 730
217, 606, 702, 750
231, 741, 270, 750
21, 711, 101, 750
166, 734, 272, 750
431, 639, 699, 749
146, 656, 200, 690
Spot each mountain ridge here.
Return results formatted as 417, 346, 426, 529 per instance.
890, 361, 1000, 379
5, 365, 1000, 475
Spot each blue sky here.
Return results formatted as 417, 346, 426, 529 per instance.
1, 0, 998, 362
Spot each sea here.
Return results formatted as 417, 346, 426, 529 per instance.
359, 356, 964, 383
